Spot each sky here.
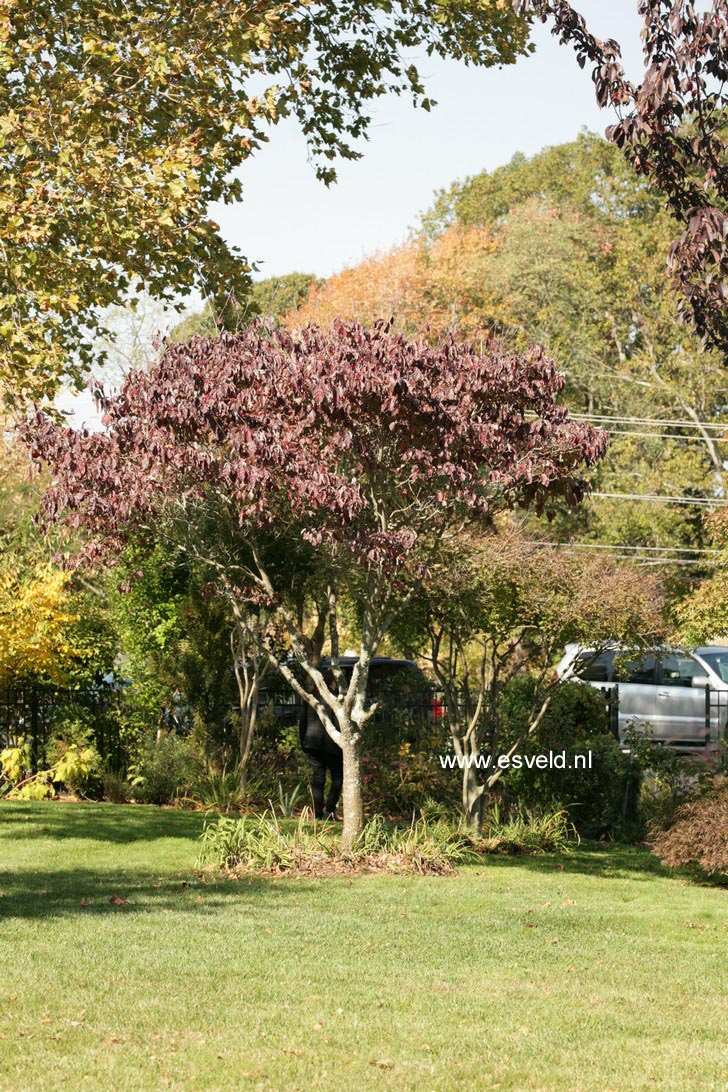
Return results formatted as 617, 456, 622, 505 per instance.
59, 1, 645, 426
211, 1, 645, 280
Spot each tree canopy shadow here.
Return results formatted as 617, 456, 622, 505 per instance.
0, 800, 208, 843
476, 841, 694, 885
0, 864, 322, 920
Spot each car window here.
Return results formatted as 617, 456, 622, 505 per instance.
576, 650, 615, 682
696, 652, 728, 683
660, 654, 706, 688
617, 653, 657, 685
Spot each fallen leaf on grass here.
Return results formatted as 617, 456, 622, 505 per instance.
282, 1047, 302, 1056
370, 1060, 394, 1069
79, 898, 89, 908
547, 937, 560, 944
109, 895, 129, 905
563, 899, 577, 907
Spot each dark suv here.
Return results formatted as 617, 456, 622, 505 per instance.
260, 657, 441, 748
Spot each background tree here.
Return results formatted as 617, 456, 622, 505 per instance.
26, 320, 605, 850
0, 562, 112, 689
0, 0, 529, 404
170, 273, 320, 344
515, 0, 728, 351
673, 510, 728, 645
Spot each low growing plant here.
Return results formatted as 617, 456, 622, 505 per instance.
197, 810, 336, 872
129, 733, 200, 805
199, 809, 477, 876
478, 802, 577, 856
275, 780, 306, 818
649, 777, 728, 882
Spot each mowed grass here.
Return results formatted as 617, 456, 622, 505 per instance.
0, 802, 726, 1091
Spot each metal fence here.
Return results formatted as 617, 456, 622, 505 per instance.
593, 682, 727, 748
706, 686, 728, 743
0, 680, 125, 771
258, 682, 449, 758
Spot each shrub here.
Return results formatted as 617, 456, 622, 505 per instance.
620, 725, 703, 833
0, 739, 32, 790
650, 778, 728, 881
361, 745, 460, 817
1, 732, 102, 800
498, 678, 637, 837
47, 721, 102, 796
129, 733, 199, 805
102, 767, 129, 804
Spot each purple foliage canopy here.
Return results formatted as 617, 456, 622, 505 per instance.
26, 321, 606, 582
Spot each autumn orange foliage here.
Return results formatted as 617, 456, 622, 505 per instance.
285, 223, 498, 341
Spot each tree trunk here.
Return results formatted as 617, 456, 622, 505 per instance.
463, 765, 486, 831
340, 734, 365, 853
237, 683, 259, 799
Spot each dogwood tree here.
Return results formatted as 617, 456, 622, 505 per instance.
26, 321, 605, 849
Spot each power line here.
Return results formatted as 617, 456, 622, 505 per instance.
530, 542, 718, 567
600, 428, 728, 444
570, 412, 728, 433
526, 410, 728, 444
532, 541, 719, 555
591, 491, 728, 508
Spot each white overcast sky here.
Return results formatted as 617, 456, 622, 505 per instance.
60, 1, 644, 426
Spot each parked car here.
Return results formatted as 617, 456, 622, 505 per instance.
259, 656, 442, 744
555, 644, 728, 748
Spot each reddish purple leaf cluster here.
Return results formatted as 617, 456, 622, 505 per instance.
25, 321, 605, 573
517, 0, 728, 350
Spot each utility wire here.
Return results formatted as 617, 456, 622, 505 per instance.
569, 412, 728, 432
591, 491, 727, 508
530, 543, 717, 567
532, 542, 720, 555
600, 429, 728, 444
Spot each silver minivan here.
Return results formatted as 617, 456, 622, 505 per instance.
556, 644, 728, 747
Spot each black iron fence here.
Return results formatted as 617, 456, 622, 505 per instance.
258, 678, 449, 759
0, 679, 125, 772
593, 682, 727, 748
706, 686, 728, 743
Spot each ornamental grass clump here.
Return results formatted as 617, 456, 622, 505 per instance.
198, 810, 477, 876
477, 805, 577, 856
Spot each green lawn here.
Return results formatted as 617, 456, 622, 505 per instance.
0, 802, 726, 1090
